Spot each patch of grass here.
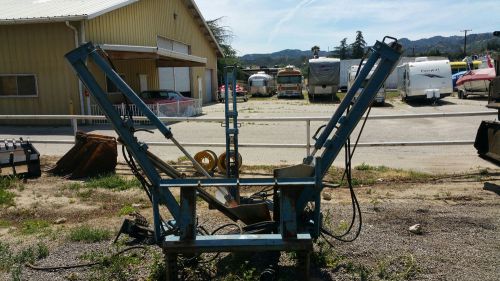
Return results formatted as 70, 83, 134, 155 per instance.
83, 248, 141, 281
118, 204, 137, 216
0, 242, 13, 271
65, 182, 83, 190
355, 162, 390, 172
147, 251, 166, 281
84, 174, 140, 191
220, 261, 258, 281
20, 219, 50, 235
0, 241, 49, 280
0, 176, 24, 190
68, 225, 111, 242
36, 242, 49, 259
376, 254, 419, 280
328, 163, 432, 187
0, 188, 16, 207
77, 189, 94, 199
312, 240, 343, 268
385, 90, 400, 100
0, 219, 11, 228
344, 262, 373, 280
177, 156, 189, 162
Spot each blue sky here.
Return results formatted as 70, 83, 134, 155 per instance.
196, 0, 500, 55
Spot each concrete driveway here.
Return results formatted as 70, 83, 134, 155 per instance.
1, 94, 498, 173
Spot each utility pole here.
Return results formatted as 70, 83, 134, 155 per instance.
460, 29, 472, 57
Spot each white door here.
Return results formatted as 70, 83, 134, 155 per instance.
157, 40, 191, 95
139, 74, 148, 92
159, 68, 175, 89
205, 69, 212, 102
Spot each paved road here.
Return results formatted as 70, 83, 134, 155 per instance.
1, 95, 498, 173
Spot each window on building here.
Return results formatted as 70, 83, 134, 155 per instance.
0, 75, 37, 97
106, 74, 126, 93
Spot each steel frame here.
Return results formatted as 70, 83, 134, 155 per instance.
65, 37, 402, 280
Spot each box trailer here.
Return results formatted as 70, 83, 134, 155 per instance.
397, 59, 452, 101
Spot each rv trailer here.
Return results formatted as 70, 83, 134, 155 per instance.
248, 71, 276, 97
397, 58, 452, 101
307, 57, 341, 100
348, 63, 386, 105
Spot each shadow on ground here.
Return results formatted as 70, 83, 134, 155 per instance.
405, 99, 456, 107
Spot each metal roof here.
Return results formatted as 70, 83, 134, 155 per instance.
0, 0, 138, 23
0, 0, 223, 57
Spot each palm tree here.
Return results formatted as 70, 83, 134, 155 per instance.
311, 45, 320, 58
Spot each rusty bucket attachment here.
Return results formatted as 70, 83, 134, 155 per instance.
48, 131, 117, 179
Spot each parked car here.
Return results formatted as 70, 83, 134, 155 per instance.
139, 90, 196, 117
139, 89, 193, 104
217, 84, 248, 102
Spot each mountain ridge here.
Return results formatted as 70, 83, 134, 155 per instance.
239, 32, 500, 67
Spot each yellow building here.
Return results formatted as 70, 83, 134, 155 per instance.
0, 0, 222, 120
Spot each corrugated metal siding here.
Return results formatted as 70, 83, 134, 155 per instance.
86, 0, 218, 102
0, 22, 80, 122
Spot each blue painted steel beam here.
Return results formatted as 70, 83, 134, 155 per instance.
318, 41, 402, 178
65, 43, 181, 242
163, 233, 313, 253
297, 40, 402, 223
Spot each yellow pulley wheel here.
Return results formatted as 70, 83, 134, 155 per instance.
217, 151, 243, 174
194, 150, 217, 172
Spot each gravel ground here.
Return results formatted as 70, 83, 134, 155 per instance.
1, 171, 498, 280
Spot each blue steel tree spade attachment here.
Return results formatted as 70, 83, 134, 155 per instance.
64, 37, 402, 280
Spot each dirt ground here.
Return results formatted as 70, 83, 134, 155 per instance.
0, 160, 499, 281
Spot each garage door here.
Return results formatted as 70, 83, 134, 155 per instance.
205, 69, 212, 102
158, 38, 191, 96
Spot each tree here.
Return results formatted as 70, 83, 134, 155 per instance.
206, 17, 241, 83
206, 17, 236, 57
350, 31, 366, 59
333, 38, 349, 59
311, 45, 320, 58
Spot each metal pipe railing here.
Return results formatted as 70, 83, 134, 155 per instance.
0, 111, 496, 155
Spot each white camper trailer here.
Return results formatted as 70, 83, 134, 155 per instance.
339, 59, 362, 91
397, 59, 453, 101
248, 71, 276, 97
307, 57, 340, 100
348, 63, 386, 105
